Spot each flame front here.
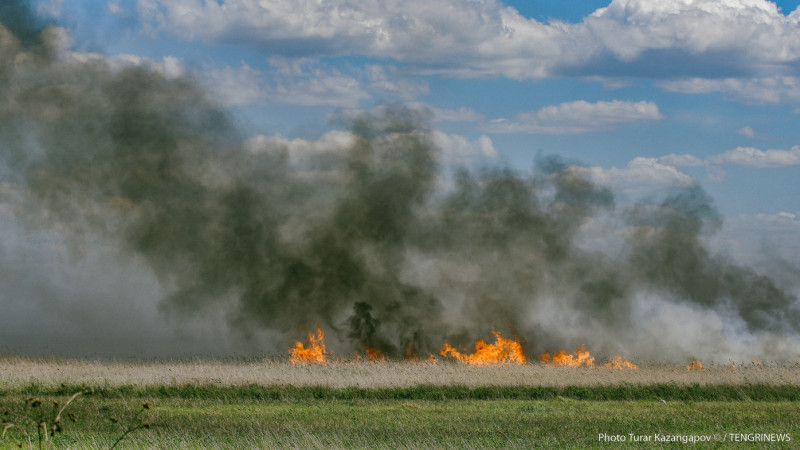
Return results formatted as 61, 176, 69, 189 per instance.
539, 345, 595, 367
687, 357, 703, 370
289, 327, 327, 364
439, 331, 525, 365
365, 346, 386, 362
405, 344, 419, 363
602, 355, 638, 369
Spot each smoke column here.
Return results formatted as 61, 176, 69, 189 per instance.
1, 1, 798, 361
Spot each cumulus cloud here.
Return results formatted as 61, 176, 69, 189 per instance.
709, 145, 800, 167
584, 0, 799, 69
245, 129, 496, 166
134, 0, 800, 81
28, 28, 186, 79
431, 131, 497, 162
245, 131, 356, 160
588, 144, 800, 193
658, 76, 800, 104
484, 100, 663, 134
572, 157, 696, 190
571, 150, 736, 192
748, 211, 800, 227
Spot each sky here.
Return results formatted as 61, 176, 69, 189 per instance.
38, 0, 800, 220
2, 0, 800, 359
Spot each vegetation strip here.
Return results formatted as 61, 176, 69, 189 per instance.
5, 383, 800, 401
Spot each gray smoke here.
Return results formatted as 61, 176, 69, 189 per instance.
1, 2, 798, 362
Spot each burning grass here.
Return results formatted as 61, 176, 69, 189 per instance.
687, 357, 705, 371
602, 355, 639, 370
289, 327, 328, 364
539, 345, 595, 368
439, 331, 525, 365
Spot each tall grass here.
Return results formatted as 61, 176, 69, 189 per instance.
1, 358, 798, 390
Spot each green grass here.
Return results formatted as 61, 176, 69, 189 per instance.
2, 385, 800, 448
2, 396, 799, 448
6, 382, 800, 401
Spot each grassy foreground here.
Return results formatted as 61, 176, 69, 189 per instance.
1, 360, 799, 448
2, 384, 799, 448
2, 389, 799, 448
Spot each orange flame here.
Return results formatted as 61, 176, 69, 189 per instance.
405, 344, 419, 363
289, 327, 327, 364
439, 331, 525, 365
539, 345, 595, 367
365, 346, 386, 362
687, 357, 703, 370
602, 355, 638, 369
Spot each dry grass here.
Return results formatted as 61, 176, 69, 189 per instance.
1, 358, 799, 389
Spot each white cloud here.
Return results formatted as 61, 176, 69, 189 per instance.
431, 131, 497, 163
244, 129, 496, 165
572, 157, 696, 190
60, 49, 185, 79
657, 153, 725, 182
748, 211, 800, 227
585, 0, 799, 65
658, 76, 800, 104
708, 145, 800, 167
245, 131, 356, 161
37, 30, 186, 80
484, 100, 663, 134
135, 0, 800, 81
737, 125, 772, 139
738, 126, 756, 137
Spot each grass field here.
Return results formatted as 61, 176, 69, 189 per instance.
1, 359, 799, 448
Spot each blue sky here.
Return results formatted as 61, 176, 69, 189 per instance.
26, 0, 800, 243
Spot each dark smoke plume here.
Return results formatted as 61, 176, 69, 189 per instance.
1, 3, 798, 361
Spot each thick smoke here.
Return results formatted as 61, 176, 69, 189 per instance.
1, 2, 798, 362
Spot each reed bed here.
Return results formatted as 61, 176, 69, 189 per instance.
2, 358, 798, 389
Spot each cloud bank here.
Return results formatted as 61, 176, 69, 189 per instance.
135, 0, 800, 81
